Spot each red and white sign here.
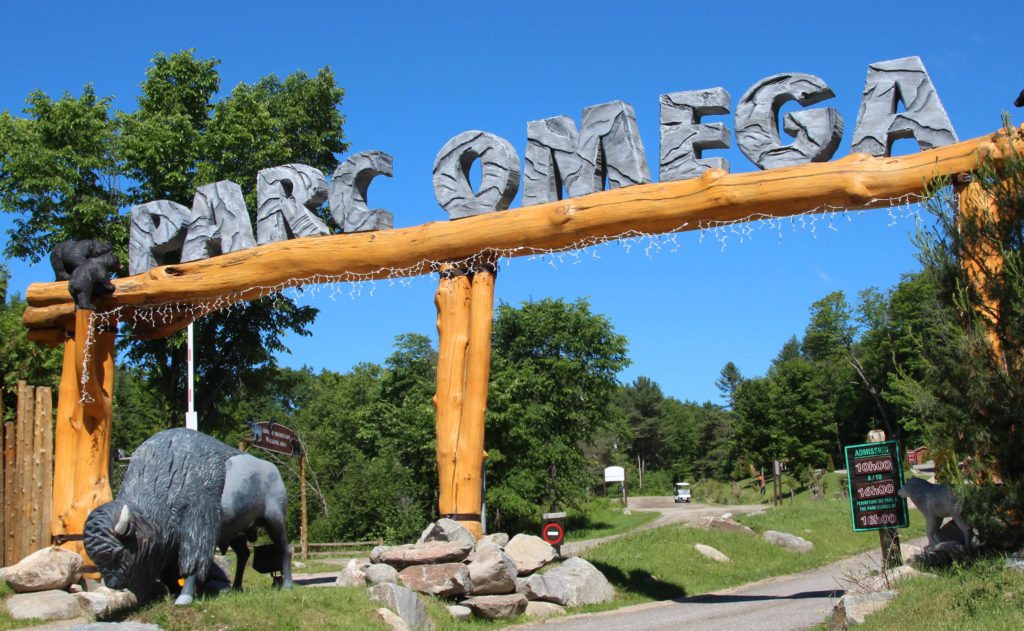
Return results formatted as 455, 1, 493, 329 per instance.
250, 421, 303, 457
541, 522, 565, 546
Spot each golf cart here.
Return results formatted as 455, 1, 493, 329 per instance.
674, 482, 692, 503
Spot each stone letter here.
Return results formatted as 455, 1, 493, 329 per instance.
328, 151, 394, 232
433, 131, 520, 220
128, 200, 191, 275
181, 181, 257, 262
255, 164, 331, 245
736, 73, 844, 170
660, 88, 731, 181
851, 56, 957, 156
523, 100, 650, 205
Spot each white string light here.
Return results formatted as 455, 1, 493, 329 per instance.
77, 194, 929, 402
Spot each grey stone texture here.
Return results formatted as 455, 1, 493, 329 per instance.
418, 519, 477, 551
74, 587, 137, 617
504, 534, 556, 575
851, 56, 957, 157
446, 604, 473, 621
466, 542, 518, 595
375, 607, 412, 631
830, 590, 897, 627
525, 600, 565, 619
433, 131, 520, 219
736, 73, 843, 170
255, 164, 331, 245
763, 530, 815, 553
461, 593, 528, 620
329, 151, 395, 232
898, 477, 972, 549
524, 557, 614, 607
398, 563, 472, 598
368, 582, 435, 630
4, 547, 83, 593
378, 540, 474, 569
5, 589, 82, 621
128, 200, 191, 275
365, 563, 400, 586
181, 181, 257, 262
479, 532, 509, 548
335, 559, 367, 587
694, 543, 730, 563
660, 88, 731, 181
523, 100, 650, 206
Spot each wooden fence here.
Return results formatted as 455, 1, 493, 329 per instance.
2, 382, 54, 566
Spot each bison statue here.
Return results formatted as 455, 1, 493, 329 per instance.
84, 428, 292, 605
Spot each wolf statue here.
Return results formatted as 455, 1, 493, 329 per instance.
897, 477, 973, 550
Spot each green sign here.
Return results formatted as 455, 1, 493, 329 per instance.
844, 440, 909, 532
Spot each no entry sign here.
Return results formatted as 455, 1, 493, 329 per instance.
844, 440, 909, 532
541, 522, 565, 546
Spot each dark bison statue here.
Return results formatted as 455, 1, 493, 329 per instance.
84, 428, 292, 605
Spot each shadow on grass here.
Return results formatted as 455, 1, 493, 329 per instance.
588, 559, 687, 601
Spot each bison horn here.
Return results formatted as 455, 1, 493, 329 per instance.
113, 504, 131, 536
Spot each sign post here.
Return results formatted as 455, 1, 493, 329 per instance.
541, 511, 566, 558
844, 438, 908, 568
604, 466, 626, 507
247, 421, 307, 558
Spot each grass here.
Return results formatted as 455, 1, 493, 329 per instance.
852, 558, 1024, 630
565, 498, 659, 542
577, 477, 925, 611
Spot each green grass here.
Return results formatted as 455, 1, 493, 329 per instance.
577, 482, 925, 611
565, 498, 659, 542
853, 558, 1024, 630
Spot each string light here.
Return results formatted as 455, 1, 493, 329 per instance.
77, 193, 930, 402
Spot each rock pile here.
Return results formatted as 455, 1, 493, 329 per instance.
350, 519, 615, 627
2, 546, 137, 623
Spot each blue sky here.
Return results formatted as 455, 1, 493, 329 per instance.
2, 1, 1021, 405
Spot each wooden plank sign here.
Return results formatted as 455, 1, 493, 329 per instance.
248, 422, 302, 457
844, 440, 909, 532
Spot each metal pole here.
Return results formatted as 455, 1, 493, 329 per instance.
185, 323, 197, 431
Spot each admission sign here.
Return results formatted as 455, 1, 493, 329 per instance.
844, 440, 909, 532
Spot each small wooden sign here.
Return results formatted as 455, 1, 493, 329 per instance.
249, 421, 303, 457
844, 440, 908, 532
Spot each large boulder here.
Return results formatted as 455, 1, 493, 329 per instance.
504, 534, 556, 575
398, 563, 472, 598
694, 543, 730, 563
467, 542, 518, 595
419, 519, 477, 551
525, 600, 566, 619
4, 547, 83, 593
480, 532, 510, 548
5, 589, 83, 621
74, 585, 137, 617
461, 594, 528, 620
763, 530, 814, 553
366, 563, 400, 586
830, 590, 897, 627
368, 583, 435, 630
379, 540, 474, 568
525, 557, 614, 607
336, 558, 367, 587
376, 607, 412, 631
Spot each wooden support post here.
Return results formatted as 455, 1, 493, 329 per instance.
433, 262, 496, 539
15, 381, 34, 561
300, 454, 308, 561
37, 387, 53, 555
957, 178, 1004, 358
0, 396, 4, 566
51, 309, 116, 566
3, 420, 14, 565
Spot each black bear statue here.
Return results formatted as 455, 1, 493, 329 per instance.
49, 239, 121, 310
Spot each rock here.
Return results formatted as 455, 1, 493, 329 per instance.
831, 590, 897, 627
763, 530, 814, 553
850, 565, 932, 595
380, 541, 473, 569
399, 563, 472, 598
69, 624, 162, 630
720, 512, 733, 519
370, 545, 390, 564
419, 519, 477, 552
504, 534, 556, 575
74, 588, 137, 617
336, 558, 367, 587
292, 561, 307, 569
525, 557, 614, 607
467, 543, 518, 595
1006, 556, 1024, 572
694, 517, 756, 537
5, 546, 83, 593
622, 508, 632, 515
376, 607, 412, 631
694, 544, 730, 563
900, 543, 923, 560
368, 583, 435, 631
462, 594, 528, 620
480, 532, 509, 547
5, 589, 83, 621
446, 604, 473, 621
515, 577, 530, 594
748, 510, 767, 517
525, 600, 565, 618
366, 563, 400, 586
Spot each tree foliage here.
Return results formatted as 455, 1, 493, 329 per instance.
0, 266, 61, 420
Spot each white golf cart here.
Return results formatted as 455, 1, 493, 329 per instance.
674, 482, 692, 503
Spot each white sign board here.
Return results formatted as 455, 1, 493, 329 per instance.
604, 466, 625, 483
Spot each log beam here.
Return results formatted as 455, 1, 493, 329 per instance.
23, 127, 1024, 336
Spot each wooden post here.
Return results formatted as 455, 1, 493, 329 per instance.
956, 178, 1004, 358
3, 420, 15, 565
37, 387, 53, 555
15, 381, 34, 561
300, 454, 308, 561
51, 310, 116, 566
0, 396, 5, 566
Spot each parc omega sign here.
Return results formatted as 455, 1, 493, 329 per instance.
127, 56, 956, 277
